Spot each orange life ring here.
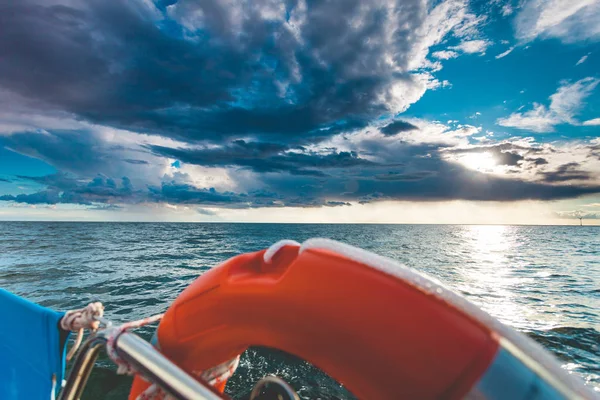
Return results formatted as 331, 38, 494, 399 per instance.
129, 239, 592, 399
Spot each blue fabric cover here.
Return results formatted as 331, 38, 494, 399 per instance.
472, 347, 565, 400
0, 289, 70, 399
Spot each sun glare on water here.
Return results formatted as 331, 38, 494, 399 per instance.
459, 152, 497, 172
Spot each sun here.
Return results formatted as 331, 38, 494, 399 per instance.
459, 152, 497, 172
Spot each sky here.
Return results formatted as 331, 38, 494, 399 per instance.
0, 0, 599, 224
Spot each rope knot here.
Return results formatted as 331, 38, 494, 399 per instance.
61, 302, 104, 332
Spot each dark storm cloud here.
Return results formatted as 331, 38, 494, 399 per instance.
374, 171, 436, 181
197, 208, 218, 216
89, 204, 124, 211
254, 139, 600, 202
380, 120, 419, 136
123, 159, 149, 165
325, 201, 352, 207
1, 173, 347, 208
1, 130, 158, 179
1, 174, 243, 206
2, 130, 114, 175
538, 162, 592, 183
1, 174, 134, 205
0, 0, 431, 142
526, 157, 549, 166
147, 140, 377, 176
588, 144, 600, 160
497, 152, 524, 167
15, 173, 85, 191
4, 154, 600, 207
355, 167, 600, 201
148, 183, 239, 205
3, 132, 600, 208
148, 183, 346, 208
289, 166, 600, 202
0, 191, 61, 205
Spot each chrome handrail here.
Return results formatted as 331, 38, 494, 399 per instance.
59, 329, 224, 400
59, 333, 107, 400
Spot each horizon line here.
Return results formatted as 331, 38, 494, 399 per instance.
0, 220, 598, 227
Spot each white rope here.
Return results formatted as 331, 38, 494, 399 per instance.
105, 313, 164, 375
104, 316, 239, 400
133, 356, 241, 400
50, 374, 56, 400
61, 307, 166, 398
195, 356, 240, 388
135, 383, 166, 400
59, 305, 240, 399
60, 302, 104, 361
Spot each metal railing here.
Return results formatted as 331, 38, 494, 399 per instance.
59, 328, 225, 400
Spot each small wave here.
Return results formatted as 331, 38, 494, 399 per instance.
534, 271, 570, 278
527, 327, 600, 358
557, 303, 593, 310
544, 326, 599, 337
549, 273, 570, 278
173, 263, 211, 271
523, 296, 543, 302
133, 253, 196, 261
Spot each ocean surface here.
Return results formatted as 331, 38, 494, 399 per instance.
1, 222, 599, 398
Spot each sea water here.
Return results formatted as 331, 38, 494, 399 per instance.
1, 222, 598, 398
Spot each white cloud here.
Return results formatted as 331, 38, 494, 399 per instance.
501, 3, 514, 16
515, 0, 600, 43
575, 54, 589, 66
556, 209, 600, 220
420, 59, 444, 72
408, 0, 487, 70
412, 73, 451, 92
495, 46, 516, 59
431, 50, 459, 60
549, 77, 599, 123
583, 118, 600, 126
497, 104, 558, 132
497, 77, 600, 132
453, 124, 482, 137
384, 75, 429, 113
322, 118, 480, 153
449, 39, 492, 54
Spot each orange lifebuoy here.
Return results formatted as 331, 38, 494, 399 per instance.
130, 239, 592, 399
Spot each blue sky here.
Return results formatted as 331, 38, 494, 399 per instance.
0, 0, 599, 223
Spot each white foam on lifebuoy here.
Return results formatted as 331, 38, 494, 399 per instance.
263, 240, 300, 264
